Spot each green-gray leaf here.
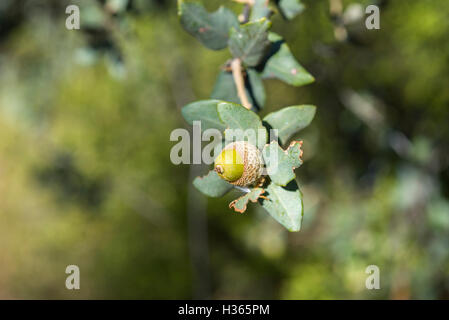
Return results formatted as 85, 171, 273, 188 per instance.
262, 32, 314, 86
262, 140, 303, 186
217, 101, 267, 149
250, 0, 272, 21
193, 170, 233, 197
181, 100, 227, 131
277, 0, 305, 20
178, 0, 239, 50
260, 180, 303, 231
210, 70, 265, 110
229, 18, 272, 67
263, 105, 316, 145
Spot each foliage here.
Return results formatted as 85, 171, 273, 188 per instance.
178, 0, 316, 231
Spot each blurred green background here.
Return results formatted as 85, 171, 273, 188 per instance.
0, 0, 448, 299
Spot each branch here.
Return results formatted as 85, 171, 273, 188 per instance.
231, 58, 252, 110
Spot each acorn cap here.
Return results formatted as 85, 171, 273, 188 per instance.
214, 141, 264, 187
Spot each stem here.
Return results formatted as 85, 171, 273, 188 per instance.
231, 58, 252, 110
163, 30, 211, 298
234, 0, 254, 23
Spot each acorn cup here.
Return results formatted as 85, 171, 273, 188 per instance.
214, 141, 264, 187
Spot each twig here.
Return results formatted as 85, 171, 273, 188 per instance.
231, 58, 252, 110
239, 4, 251, 23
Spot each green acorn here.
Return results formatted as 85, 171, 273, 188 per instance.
214, 141, 264, 187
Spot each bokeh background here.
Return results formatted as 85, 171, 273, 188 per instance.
0, 0, 448, 299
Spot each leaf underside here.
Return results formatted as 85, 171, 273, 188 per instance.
181, 99, 227, 131
217, 101, 268, 149
229, 18, 272, 67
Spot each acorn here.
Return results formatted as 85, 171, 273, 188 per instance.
214, 141, 264, 187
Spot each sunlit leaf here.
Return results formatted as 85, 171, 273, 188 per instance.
217, 101, 267, 149
178, 0, 239, 50
181, 99, 227, 131
260, 180, 303, 231
262, 140, 303, 186
229, 18, 272, 67
262, 32, 314, 86
263, 105, 316, 144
